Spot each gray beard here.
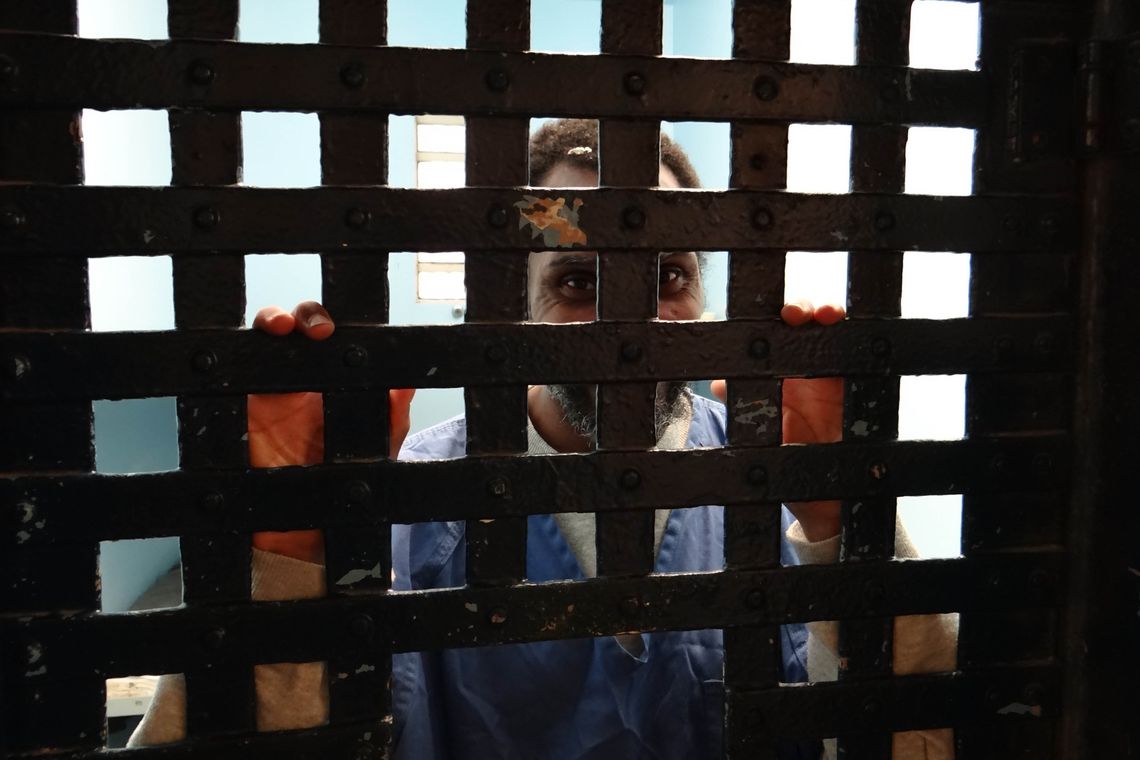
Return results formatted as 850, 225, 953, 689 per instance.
547, 381, 688, 444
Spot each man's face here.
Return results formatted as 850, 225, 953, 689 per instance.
526, 160, 705, 440
526, 162, 704, 324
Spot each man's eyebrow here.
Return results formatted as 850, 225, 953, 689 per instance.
548, 254, 597, 267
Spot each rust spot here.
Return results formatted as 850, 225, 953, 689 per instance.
515, 195, 587, 248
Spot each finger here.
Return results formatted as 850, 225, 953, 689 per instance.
291, 301, 335, 340
710, 379, 727, 402
781, 299, 816, 326
252, 305, 295, 336
814, 303, 846, 326
389, 388, 417, 457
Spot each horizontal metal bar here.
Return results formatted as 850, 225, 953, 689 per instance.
0, 186, 1076, 255
0, 317, 1072, 401
2, 435, 1068, 543
0, 33, 987, 126
3, 552, 1063, 680
731, 665, 1058, 738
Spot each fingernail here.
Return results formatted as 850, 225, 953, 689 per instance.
307, 314, 332, 328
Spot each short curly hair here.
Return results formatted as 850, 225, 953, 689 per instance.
529, 119, 701, 188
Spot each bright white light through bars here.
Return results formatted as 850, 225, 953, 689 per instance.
242, 113, 321, 187
897, 495, 963, 558
902, 251, 970, 318
790, 0, 855, 65
898, 375, 966, 440
89, 257, 175, 332
906, 128, 975, 196
910, 1, 980, 71
417, 161, 465, 189
417, 123, 466, 154
82, 111, 171, 186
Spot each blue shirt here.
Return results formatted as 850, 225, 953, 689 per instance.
390, 395, 819, 759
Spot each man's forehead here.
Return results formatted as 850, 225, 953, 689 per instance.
537, 251, 694, 267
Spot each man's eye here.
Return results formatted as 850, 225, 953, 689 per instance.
659, 267, 686, 293
561, 273, 596, 291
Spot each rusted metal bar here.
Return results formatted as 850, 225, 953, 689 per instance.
462, 0, 531, 587
0, 186, 1078, 255
0, 33, 990, 126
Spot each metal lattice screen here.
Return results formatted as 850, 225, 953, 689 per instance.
2, 1, 1137, 758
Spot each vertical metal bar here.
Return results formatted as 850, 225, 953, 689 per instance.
835, 2, 909, 758
594, 0, 663, 577
462, 0, 531, 587
960, 3, 1080, 757
166, 0, 256, 737
0, 5, 102, 754
724, 2, 791, 758
318, 0, 392, 728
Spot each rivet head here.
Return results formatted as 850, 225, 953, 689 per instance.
743, 587, 765, 610
621, 596, 641, 615
873, 211, 896, 232
749, 338, 770, 359
753, 75, 779, 101
623, 71, 647, 96
486, 476, 509, 498
340, 63, 366, 89
748, 153, 766, 171
484, 67, 510, 92
747, 465, 767, 486
484, 344, 507, 363
188, 60, 215, 86
193, 206, 219, 230
0, 205, 26, 230
5, 354, 31, 381
620, 342, 642, 362
200, 491, 225, 513
751, 207, 773, 230
1039, 215, 1058, 236
191, 350, 217, 373
990, 453, 1008, 473
1002, 215, 1023, 234
201, 626, 226, 651
349, 614, 375, 641
0, 55, 18, 84
1022, 682, 1045, 705
993, 335, 1014, 358
345, 208, 370, 229
870, 462, 888, 480
862, 698, 881, 716
487, 205, 509, 228
345, 480, 371, 504
488, 607, 508, 625
1032, 452, 1053, 475
871, 337, 891, 358
620, 469, 641, 490
622, 206, 646, 230
343, 345, 368, 367
863, 580, 886, 605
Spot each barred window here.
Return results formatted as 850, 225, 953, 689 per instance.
414, 115, 467, 302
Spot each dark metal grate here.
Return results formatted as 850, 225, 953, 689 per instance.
2, 1, 1137, 758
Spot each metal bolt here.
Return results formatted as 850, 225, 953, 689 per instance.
1032, 331, 1055, 356
188, 60, 215, 86
346, 480, 371, 504
753, 75, 778, 101
748, 153, 766, 172
623, 71, 647, 96
873, 211, 896, 232
747, 465, 767, 486
1029, 568, 1054, 595
863, 580, 886, 605
993, 335, 1014, 358
1002, 215, 1023, 234
1039, 215, 1058, 237
349, 614, 375, 641
880, 82, 901, 102
620, 468, 641, 490
344, 345, 368, 367
1023, 682, 1045, 705
484, 67, 510, 92
345, 208, 370, 229
1032, 452, 1053, 475
1, 205, 26, 230
488, 607, 508, 625
990, 453, 1008, 474
191, 350, 217, 373
743, 587, 765, 610
201, 626, 226, 651
984, 686, 1002, 708
0, 55, 18, 84
620, 342, 642, 362
340, 63, 366, 89
751, 207, 773, 230
871, 337, 891, 358
193, 206, 219, 230
487, 205, 509, 228
200, 491, 225, 513
621, 596, 641, 615
622, 206, 646, 230
862, 698, 881, 717
484, 344, 507, 363
486, 476, 509, 498
749, 338, 770, 359
5, 354, 31, 381
870, 462, 888, 480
